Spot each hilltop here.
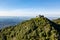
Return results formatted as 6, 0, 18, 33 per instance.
0, 15, 60, 40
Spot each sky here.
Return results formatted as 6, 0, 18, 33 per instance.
0, 0, 60, 17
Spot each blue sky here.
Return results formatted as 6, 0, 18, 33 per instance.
0, 0, 60, 17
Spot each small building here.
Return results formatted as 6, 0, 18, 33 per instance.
39, 15, 44, 17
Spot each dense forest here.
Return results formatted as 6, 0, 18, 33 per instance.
0, 15, 60, 40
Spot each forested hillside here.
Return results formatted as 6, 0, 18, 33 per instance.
0, 16, 60, 40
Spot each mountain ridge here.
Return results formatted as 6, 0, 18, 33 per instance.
0, 16, 60, 40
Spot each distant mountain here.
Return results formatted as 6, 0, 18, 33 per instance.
53, 18, 60, 24
0, 16, 31, 29
0, 16, 60, 40
47, 17, 60, 20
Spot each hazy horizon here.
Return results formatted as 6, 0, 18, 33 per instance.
0, 0, 60, 17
